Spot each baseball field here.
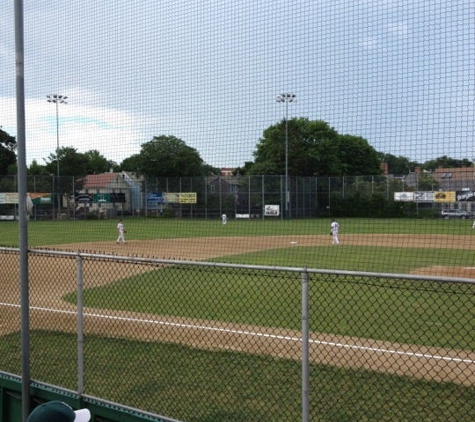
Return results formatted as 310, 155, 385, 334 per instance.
4, 216, 475, 276
1, 217, 474, 421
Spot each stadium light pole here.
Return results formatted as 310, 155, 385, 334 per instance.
47, 94, 67, 218
276, 93, 296, 219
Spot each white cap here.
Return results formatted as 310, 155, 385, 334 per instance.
74, 408, 92, 422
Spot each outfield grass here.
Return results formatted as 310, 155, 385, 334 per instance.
1, 217, 474, 247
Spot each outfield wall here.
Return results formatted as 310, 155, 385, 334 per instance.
4, 173, 475, 220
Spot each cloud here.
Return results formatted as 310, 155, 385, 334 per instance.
1, 93, 146, 165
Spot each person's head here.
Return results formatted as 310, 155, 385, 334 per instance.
27, 401, 90, 422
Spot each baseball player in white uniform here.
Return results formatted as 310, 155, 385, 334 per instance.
116, 219, 126, 244
331, 219, 340, 245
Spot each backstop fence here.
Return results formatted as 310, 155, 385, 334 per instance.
1, 247, 474, 421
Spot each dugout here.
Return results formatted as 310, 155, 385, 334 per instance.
0, 372, 179, 422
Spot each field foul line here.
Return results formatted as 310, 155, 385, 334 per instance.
4, 303, 475, 365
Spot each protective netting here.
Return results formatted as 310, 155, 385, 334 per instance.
0, 2, 474, 421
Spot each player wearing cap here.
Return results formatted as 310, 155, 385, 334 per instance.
27, 400, 91, 422
331, 219, 340, 245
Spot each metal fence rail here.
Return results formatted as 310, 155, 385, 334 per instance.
1, 247, 474, 421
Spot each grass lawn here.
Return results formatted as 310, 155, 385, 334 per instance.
0, 331, 473, 422
1, 217, 474, 247
65, 262, 475, 350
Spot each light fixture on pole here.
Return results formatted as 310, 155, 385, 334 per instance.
47, 94, 67, 219
276, 93, 296, 219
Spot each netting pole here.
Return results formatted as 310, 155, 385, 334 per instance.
261, 175, 265, 220
14, 0, 31, 419
301, 268, 310, 422
77, 253, 85, 394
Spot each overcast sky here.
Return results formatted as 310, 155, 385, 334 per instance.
1, 0, 474, 169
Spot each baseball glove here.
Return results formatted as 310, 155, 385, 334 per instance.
124, 230, 127, 233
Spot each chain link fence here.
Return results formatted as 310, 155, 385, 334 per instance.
0, 173, 457, 221
1, 247, 474, 421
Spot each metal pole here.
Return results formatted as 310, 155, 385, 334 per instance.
276, 93, 295, 219
47, 94, 67, 219
301, 268, 310, 422
14, 0, 31, 419
285, 102, 289, 219
55, 101, 60, 218
76, 254, 85, 393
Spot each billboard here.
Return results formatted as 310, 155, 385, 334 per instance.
414, 191, 434, 203
0, 193, 52, 205
434, 191, 456, 202
162, 192, 197, 204
456, 190, 475, 201
394, 192, 414, 202
264, 205, 280, 216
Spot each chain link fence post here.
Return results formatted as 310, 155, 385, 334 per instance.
301, 267, 310, 422
76, 253, 85, 394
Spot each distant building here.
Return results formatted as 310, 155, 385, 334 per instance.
433, 167, 475, 191
220, 168, 236, 176
76, 172, 142, 217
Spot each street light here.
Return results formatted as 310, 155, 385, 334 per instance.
276, 93, 296, 219
47, 94, 67, 219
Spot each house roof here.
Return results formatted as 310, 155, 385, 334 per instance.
82, 173, 121, 189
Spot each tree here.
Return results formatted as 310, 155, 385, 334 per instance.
250, 118, 381, 176
120, 154, 142, 173
28, 159, 48, 175
27, 159, 52, 194
422, 155, 472, 171
0, 128, 17, 176
133, 135, 208, 178
44, 147, 89, 212
336, 135, 381, 175
84, 149, 118, 174
379, 153, 420, 175
44, 146, 89, 179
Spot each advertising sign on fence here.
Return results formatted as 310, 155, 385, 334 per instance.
414, 191, 434, 203
434, 191, 456, 202
162, 192, 197, 204
394, 192, 414, 202
147, 193, 164, 207
264, 205, 280, 216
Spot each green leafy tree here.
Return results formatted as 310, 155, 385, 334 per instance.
134, 135, 208, 178
422, 155, 472, 171
337, 135, 381, 175
27, 159, 52, 193
120, 154, 142, 173
84, 149, 118, 174
250, 118, 381, 176
28, 159, 48, 175
44, 147, 88, 211
378, 153, 420, 175
44, 146, 89, 180
0, 128, 17, 176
